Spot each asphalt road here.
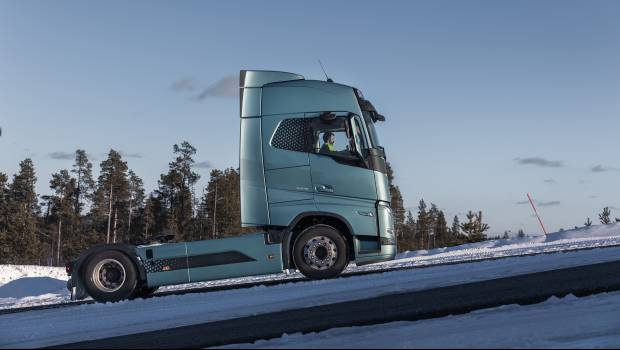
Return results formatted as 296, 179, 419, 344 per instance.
53, 259, 620, 349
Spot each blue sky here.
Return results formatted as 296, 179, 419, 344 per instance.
1, 0, 619, 235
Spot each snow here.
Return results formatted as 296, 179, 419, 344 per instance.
0, 265, 67, 286
0, 278, 66, 299
1, 245, 620, 348
221, 291, 620, 348
0, 265, 69, 309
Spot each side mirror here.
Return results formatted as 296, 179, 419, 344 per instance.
359, 100, 376, 113
374, 113, 386, 122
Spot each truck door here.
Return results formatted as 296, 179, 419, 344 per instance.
262, 113, 317, 226
308, 112, 379, 243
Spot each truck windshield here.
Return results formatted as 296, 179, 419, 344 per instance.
362, 111, 382, 148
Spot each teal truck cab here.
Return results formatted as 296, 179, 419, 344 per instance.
66, 70, 395, 302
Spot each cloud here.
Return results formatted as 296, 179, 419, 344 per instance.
514, 157, 563, 168
537, 201, 560, 207
193, 75, 238, 100
516, 200, 560, 207
194, 161, 213, 169
49, 151, 74, 160
591, 165, 618, 173
118, 151, 143, 159
543, 179, 556, 184
171, 78, 197, 92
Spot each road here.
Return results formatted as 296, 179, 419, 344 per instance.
53, 260, 620, 348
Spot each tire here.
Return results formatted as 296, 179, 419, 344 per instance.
292, 224, 349, 279
82, 250, 138, 303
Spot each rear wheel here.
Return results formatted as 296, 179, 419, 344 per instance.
293, 224, 348, 279
82, 250, 137, 303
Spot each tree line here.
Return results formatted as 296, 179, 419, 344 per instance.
0, 142, 246, 265
1, 141, 493, 265
584, 207, 620, 227
386, 166, 490, 252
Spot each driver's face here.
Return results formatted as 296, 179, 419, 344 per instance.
328, 135, 335, 144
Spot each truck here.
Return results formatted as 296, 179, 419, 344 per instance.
66, 70, 396, 302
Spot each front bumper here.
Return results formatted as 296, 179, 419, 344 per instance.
354, 243, 396, 266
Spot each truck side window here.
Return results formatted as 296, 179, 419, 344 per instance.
351, 116, 368, 152
271, 118, 312, 153
316, 130, 349, 154
310, 116, 360, 161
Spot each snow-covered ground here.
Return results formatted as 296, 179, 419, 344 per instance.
0, 223, 619, 310
1, 245, 620, 348
221, 291, 620, 348
0, 265, 67, 286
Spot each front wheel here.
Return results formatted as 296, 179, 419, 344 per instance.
293, 224, 349, 279
82, 250, 138, 303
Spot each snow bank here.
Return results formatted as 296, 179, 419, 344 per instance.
0, 266, 69, 309
397, 222, 620, 259
0, 265, 67, 287
0, 277, 66, 299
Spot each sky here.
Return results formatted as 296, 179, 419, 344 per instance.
1, 0, 619, 236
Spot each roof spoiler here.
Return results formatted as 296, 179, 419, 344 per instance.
240, 70, 304, 88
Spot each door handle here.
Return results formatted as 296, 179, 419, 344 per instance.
315, 184, 334, 193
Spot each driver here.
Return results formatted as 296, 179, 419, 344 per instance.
320, 131, 335, 153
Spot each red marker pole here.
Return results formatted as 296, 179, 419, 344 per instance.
527, 193, 548, 235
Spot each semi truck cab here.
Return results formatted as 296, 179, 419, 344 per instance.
67, 70, 395, 302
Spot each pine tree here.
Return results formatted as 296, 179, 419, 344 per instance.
449, 215, 462, 245
71, 150, 95, 215
416, 199, 428, 250
49, 169, 77, 265
427, 204, 439, 249
434, 210, 448, 248
460, 210, 489, 243
461, 211, 476, 237
202, 168, 225, 239
0, 173, 9, 232
398, 210, 416, 252
599, 207, 611, 225
386, 163, 406, 241
0, 173, 10, 262
126, 170, 145, 243
502, 231, 510, 239
517, 228, 525, 238
6, 159, 41, 264
97, 150, 129, 243
142, 194, 167, 241
584, 217, 592, 227
158, 141, 201, 241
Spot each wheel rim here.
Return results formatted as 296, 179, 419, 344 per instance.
303, 235, 338, 270
92, 258, 126, 293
